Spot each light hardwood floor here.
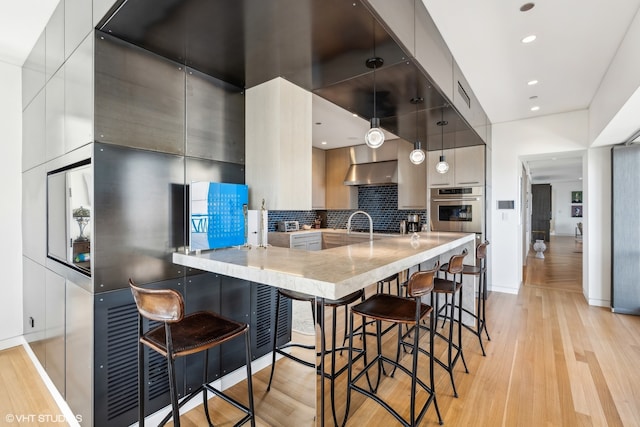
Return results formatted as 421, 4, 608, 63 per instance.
4, 236, 640, 426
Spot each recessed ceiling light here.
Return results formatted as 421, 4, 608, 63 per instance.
321, 141, 327, 145
527, 79, 538, 86
352, 113, 358, 117
521, 35, 537, 44
520, 3, 535, 12
578, 177, 583, 180
530, 106, 540, 111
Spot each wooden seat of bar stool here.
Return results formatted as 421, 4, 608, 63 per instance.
432, 249, 470, 398
439, 240, 491, 355
343, 263, 443, 426
266, 288, 365, 426
129, 279, 255, 427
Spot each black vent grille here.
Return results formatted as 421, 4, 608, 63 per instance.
277, 297, 290, 340
147, 321, 170, 400
255, 285, 273, 349
457, 81, 471, 108
105, 305, 170, 421
105, 303, 139, 420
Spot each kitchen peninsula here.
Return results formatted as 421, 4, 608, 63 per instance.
173, 231, 476, 305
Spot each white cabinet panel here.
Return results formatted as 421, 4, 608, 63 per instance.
65, 34, 94, 152
428, 145, 485, 188
65, 0, 93, 60
290, 233, 322, 251
46, 68, 65, 161
397, 139, 427, 209
312, 148, 326, 209
46, 1, 65, 81
246, 78, 312, 210
22, 91, 46, 171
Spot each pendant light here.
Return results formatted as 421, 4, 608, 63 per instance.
365, 22, 385, 149
365, 56, 385, 148
436, 107, 449, 174
409, 97, 425, 165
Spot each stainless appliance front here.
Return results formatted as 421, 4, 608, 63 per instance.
430, 187, 484, 234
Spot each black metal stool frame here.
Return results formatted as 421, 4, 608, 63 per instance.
267, 289, 366, 426
343, 265, 443, 427
131, 281, 255, 427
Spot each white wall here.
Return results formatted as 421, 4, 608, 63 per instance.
490, 110, 589, 294
550, 180, 583, 236
0, 61, 24, 345
584, 147, 611, 306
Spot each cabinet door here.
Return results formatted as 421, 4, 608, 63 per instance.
325, 147, 357, 209
454, 145, 485, 186
312, 148, 326, 209
397, 139, 426, 209
428, 149, 454, 187
307, 239, 322, 251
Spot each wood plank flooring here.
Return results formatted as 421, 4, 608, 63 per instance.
4, 235, 640, 426
0, 346, 63, 426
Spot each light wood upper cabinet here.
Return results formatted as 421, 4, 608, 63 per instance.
312, 147, 326, 209
397, 139, 427, 209
245, 77, 312, 210
428, 145, 484, 188
325, 147, 357, 210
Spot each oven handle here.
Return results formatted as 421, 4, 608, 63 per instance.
432, 197, 481, 202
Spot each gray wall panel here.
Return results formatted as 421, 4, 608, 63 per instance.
46, 1, 65, 81
45, 269, 66, 397
93, 143, 185, 292
65, 33, 94, 152
95, 32, 186, 155
65, 0, 93, 60
22, 30, 46, 110
22, 165, 47, 264
46, 67, 66, 161
186, 68, 245, 164
22, 90, 46, 171
65, 280, 93, 426
612, 145, 640, 314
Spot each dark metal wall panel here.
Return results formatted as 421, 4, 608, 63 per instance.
94, 280, 181, 427
611, 145, 640, 314
93, 143, 185, 292
220, 278, 251, 375
95, 32, 186, 156
186, 68, 245, 164
250, 283, 291, 360
184, 273, 222, 392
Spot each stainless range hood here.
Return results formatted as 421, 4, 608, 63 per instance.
344, 160, 398, 186
343, 140, 399, 186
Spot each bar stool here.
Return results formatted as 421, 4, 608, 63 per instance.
432, 249, 469, 398
266, 288, 365, 426
343, 264, 443, 426
130, 279, 255, 427
440, 240, 491, 355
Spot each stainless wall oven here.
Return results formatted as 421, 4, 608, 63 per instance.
430, 187, 484, 237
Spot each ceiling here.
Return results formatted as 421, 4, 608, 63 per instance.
422, 0, 640, 183
3, 0, 639, 183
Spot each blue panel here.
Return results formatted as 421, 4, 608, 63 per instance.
191, 182, 248, 250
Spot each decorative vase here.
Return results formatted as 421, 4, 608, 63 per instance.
533, 239, 547, 259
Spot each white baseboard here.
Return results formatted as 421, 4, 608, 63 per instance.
0, 335, 27, 351
488, 284, 520, 295
22, 340, 81, 426
588, 298, 610, 308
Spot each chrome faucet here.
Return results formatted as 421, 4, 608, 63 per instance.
346, 210, 373, 241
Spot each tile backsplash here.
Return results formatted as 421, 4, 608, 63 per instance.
267, 185, 426, 233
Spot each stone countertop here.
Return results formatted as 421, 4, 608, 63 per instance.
173, 231, 475, 300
